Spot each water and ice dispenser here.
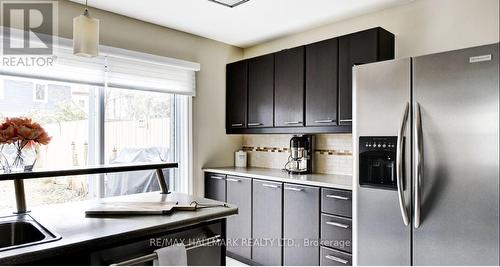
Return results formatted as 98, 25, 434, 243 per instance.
359, 136, 399, 190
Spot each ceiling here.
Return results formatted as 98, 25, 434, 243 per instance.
70, 0, 413, 48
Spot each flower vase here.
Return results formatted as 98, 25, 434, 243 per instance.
0, 141, 38, 172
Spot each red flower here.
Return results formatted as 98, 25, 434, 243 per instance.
0, 117, 51, 145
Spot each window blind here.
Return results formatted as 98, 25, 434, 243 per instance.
105, 54, 197, 96
0, 27, 200, 95
0, 29, 106, 86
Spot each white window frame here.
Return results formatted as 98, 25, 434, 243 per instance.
32, 83, 48, 103
0, 80, 4, 99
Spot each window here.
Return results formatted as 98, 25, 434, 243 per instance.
103, 88, 175, 197
33, 83, 48, 102
0, 32, 199, 211
0, 77, 95, 209
0, 75, 187, 210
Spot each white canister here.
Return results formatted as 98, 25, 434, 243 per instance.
235, 150, 247, 168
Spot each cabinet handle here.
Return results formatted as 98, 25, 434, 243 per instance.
325, 255, 349, 265
226, 178, 240, 182
262, 183, 280, 189
248, 122, 263, 126
326, 194, 350, 200
284, 187, 303, 192
231, 123, 244, 127
314, 119, 334, 123
210, 176, 224, 180
284, 121, 302, 125
340, 119, 352, 122
326, 221, 350, 229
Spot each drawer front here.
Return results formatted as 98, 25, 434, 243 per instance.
204, 172, 226, 202
321, 214, 352, 253
320, 246, 352, 266
321, 188, 352, 217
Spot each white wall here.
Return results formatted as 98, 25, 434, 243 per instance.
1, 0, 244, 197
244, 0, 500, 58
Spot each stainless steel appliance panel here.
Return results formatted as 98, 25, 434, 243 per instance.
412, 43, 499, 266
353, 58, 412, 265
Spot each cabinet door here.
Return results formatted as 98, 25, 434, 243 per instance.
252, 179, 282, 266
283, 184, 320, 266
226, 60, 248, 130
226, 176, 252, 259
338, 29, 379, 125
275, 47, 305, 127
204, 173, 226, 202
305, 38, 339, 127
248, 54, 274, 128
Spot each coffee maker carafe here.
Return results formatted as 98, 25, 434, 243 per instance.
285, 135, 313, 174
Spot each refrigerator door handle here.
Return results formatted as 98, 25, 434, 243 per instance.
397, 102, 410, 226
414, 102, 423, 228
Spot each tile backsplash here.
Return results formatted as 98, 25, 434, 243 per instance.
241, 134, 353, 175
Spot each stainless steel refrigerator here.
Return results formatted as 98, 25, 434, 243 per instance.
353, 43, 499, 266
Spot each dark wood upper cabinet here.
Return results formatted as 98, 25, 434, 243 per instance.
226, 60, 248, 129
305, 38, 339, 127
225, 27, 394, 134
274, 46, 305, 127
248, 54, 275, 128
338, 27, 395, 125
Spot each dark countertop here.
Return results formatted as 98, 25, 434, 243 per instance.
0, 192, 237, 265
203, 167, 352, 190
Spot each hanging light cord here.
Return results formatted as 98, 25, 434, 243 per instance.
83, 0, 89, 16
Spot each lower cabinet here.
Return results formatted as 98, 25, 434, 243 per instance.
89, 221, 225, 266
284, 183, 320, 266
252, 179, 283, 266
226, 176, 252, 259
204, 171, 352, 266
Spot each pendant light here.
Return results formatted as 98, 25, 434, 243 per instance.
73, 0, 99, 57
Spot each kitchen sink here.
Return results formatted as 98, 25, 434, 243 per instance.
0, 214, 61, 252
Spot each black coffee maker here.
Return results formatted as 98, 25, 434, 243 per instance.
285, 135, 313, 174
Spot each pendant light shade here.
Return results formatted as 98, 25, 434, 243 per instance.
73, 6, 99, 57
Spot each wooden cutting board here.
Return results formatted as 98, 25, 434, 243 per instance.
85, 201, 198, 216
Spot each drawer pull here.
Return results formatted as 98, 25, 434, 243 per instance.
262, 184, 280, 189
226, 178, 240, 182
231, 123, 244, 127
314, 119, 334, 123
248, 122, 263, 126
325, 255, 349, 265
210, 176, 224, 180
284, 121, 302, 125
284, 187, 304, 192
326, 221, 350, 229
326, 194, 350, 200
340, 119, 352, 122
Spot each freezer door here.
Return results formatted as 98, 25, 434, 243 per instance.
353, 58, 411, 266
413, 43, 499, 265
